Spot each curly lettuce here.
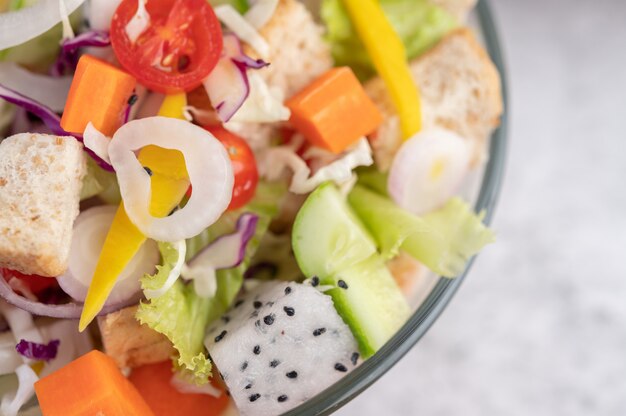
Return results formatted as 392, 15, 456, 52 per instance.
321, 0, 457, 79
348, 185, 495, 277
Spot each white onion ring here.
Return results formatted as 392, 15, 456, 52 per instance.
245, 0, 279, 29
83, 122, 112, 164
214, 5, 270, 60
0, 63, 72, 112
108, 117, 234, 242
57, 205, 159, 304
0, 0, 87, 50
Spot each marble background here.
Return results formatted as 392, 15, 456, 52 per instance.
339, 0, 626, 415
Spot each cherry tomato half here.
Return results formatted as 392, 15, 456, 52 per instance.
206, 127, 259, 210
1, 268, 58, 296
110, 0, 223, 94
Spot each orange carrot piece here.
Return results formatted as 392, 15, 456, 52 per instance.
129, 361, 230, 416
61, 54, 136, 136
286, 66, 383, 154
34, 350, 154, 416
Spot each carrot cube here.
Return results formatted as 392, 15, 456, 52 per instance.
61, 55, 136, 136
34, 350, 154, 416
286, 67, 383, 154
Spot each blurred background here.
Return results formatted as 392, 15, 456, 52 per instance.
339, 0, 626, 414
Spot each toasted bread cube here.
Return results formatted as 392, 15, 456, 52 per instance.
0, 134, 85, 277
98, 306, 175, 369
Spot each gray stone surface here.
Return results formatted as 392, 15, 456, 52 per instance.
338, 0, 626, 415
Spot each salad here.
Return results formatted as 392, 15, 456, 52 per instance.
0, 0, 502, 415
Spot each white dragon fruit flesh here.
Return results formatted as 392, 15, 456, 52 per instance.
205, 281, 360, 416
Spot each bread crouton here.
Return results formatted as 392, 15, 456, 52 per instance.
98, 306, 175, 369
430, 0, 478, 23
365, 29, 503, 171
0, 134, 86, 276
245, 0, 333, 100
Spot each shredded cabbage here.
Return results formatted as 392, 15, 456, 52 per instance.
321, 0, 457, 79
348, 185, 495, 277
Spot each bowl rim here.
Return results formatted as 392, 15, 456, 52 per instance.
282, 1, 509, 414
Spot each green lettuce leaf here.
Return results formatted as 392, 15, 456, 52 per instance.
348, 185, 495, 277
208, 0, 250, 14
80, 158, 120, 202
321, 0, 457, 79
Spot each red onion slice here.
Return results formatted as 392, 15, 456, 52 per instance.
182, 213, 258, 297
108, 117, 234, 242
57, 206, 159, 305
388, 128, 472, 215
0, 63, 72, 112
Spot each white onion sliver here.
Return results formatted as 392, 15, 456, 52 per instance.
109, 117, 234, 242
87, 0, 123, 31
214, 5, 270, 60
171, 372, 221, 397
83, 122, 111, 164
0, 0, 87, 50
0, 301, 43, 348
0, 332, 23, 376
203, 53, 250, 123
57, 206, 159, 304
0, 364, 38, 416
227, 72, 290, 124
388, 128, 472, 216
0, 63, 73, 112
244, 0, 279, 29
125, 0, 150, 43
58, 0, 75, 40
144, 240, 186, 299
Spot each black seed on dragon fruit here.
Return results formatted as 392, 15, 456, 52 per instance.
205, 281, 360, 416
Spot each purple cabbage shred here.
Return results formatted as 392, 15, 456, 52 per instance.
15, 339, 61, 362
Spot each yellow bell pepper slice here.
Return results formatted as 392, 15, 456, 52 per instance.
341, 0, 422, 139
79, 94, 190, 331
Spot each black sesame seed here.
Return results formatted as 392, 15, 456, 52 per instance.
286, 371, 298, 379
337, 280, 349, 289
277, 395, 288, 403
351, 352, 360, 366
234, 299, 244, 308
222, 316, 230, 324
241, 361, 248, 371
334, 363, 348, 372
127, 94, 138, 105
249, 393, 261, 402
311, 276, 319, 287
245, 383, 252, 390
313, 328, 326, 337
283, 306, 295, 317
143, 166, 153, 176
253, 301, 263, 309
284, 286, 292, 295
263, 314, 275, 325
214, 330, 227, 343
269, 359, 280, 368
253, 345, 261, 355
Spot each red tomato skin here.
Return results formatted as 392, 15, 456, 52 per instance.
205, 126, 259, 210
110, 0, 223, 94
1, 269, 58, 295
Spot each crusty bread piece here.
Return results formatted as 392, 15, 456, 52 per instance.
245, 0, 333, 100
0, 134, 85, 276
430, 0, 477, 23
365, 28, 503, 171
98, 306, 175, 369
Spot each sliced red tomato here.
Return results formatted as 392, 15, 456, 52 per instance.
1, 268, 58, 296
110, 0, 223, 94
206, 126, 259, 210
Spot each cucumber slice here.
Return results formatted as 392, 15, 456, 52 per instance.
292, 183, 410, 357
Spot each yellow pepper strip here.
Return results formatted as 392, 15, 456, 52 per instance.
79, 94, 190, 331
341, 0, 422, 139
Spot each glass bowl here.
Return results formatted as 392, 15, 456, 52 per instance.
282, 1, 509, 414
5, 0, 507, 414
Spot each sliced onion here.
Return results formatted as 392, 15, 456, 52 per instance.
57, 206, 159, 305
260, 138, 373, 194
87, 0, 122, 31
0, 84, 66, 136
143, 240, 186, 300
0, 332, 22, 376
245, 0, 279, 29
226, 72, 290, 124
0, 301, 43, 347
83, 122, 112, 164
171, 372, 221, 397
182, 213, 258, 298
0, 272, 141, 319
0, 63, 72, 112
0, 364, 38, 416
0, 0, 88, 50
53, 31, 111, 75
214, 5, 270, 60
388, 128, 472, 215
109, 117, 234, 242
